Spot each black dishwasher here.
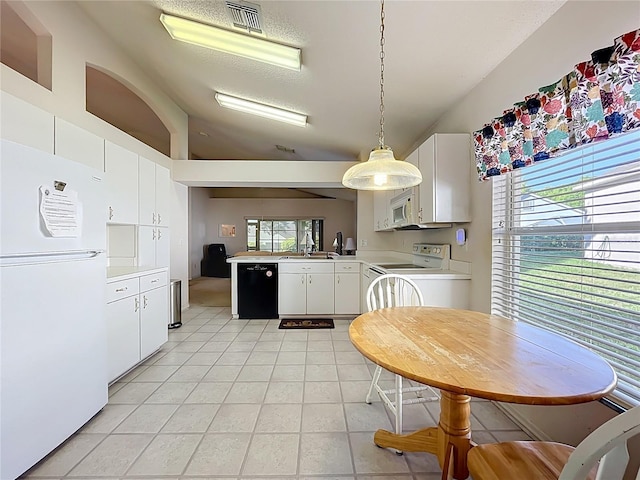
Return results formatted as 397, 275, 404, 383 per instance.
237, 263, 278, 319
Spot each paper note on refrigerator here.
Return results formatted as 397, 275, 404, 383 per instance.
39, 185, 81, 237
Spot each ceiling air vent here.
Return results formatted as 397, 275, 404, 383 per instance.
225, 1, 263, 34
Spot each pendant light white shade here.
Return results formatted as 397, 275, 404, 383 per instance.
342, 148, 422, 190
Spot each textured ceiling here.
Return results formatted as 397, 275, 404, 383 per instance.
78, 0, 566, 162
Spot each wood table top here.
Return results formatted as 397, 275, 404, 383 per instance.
349, 307, 617, 405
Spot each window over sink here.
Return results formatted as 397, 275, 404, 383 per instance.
246, 218, 323, 253
492, 131, 640, 407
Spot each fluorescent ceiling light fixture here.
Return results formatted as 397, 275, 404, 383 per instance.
159, 12, 301, 71
215, 92, 307, 127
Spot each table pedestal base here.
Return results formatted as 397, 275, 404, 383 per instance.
373, 392, 472, 480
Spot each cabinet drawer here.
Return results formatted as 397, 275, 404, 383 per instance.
140, 272, 167, 292
279, 262, 335, 274
335, 262, 359, 273
140, 271, 167, 292
106, 278, 139, 303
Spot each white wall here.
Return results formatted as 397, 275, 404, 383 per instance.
388, 0, 638, 456
189, 188, 357, 277
170, 181, 189, 309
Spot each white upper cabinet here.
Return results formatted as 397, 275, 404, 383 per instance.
139, 156, 170, 227
1, 92, 53, 153
373, 190, 393, 232
416, 133, 471, 224
105, 141, 138, 225
54, 118, 104, 172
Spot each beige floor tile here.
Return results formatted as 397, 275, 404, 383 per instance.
185, 352, 223, 365
25, 433, 105, 477
145, 382, 198, 404
195, 324, 223, 332
113, 404, 178, 433
236, 332, 261, 342
403, 450, 442, 473
216, 351, 252, 365
260, 332, 286, 342
308, 330, 333, 341
299, 433, 353, 475
108, 382, 161, 404
264, 382, 304, 403
472, 402, 519, 430
304, 382, 342, 403
129, 365, 179, 382
255, 404, 302, 432
246, 351, 278, 365
199, 341, 231, 352
284, 330, 308, 341
471, 431, 497, 444
337, 364, 372, 381
277, 351, 307, 364
208, 404, 260, 432
237, 365, 274, 382
335, 351, 367, 364
107, 382, 125, 397
242, 433, 299, 476
271, 365, 305, 382
80, 404, 137, 433
186, 332, 216, 342
280, 341, 307, 351
306, 351, 336, 364
349, 432, 411, 474
224, 382, 268, 403
253, 341, 282, 352
126, 433, 202, 475
161, 404, 220, 433
184, 433, 250, 476
340, 381, 375, 403
185, 382, 232, 403
117, 365, 148, 382
172, 341, 206, 352
226, 341, 257, 352
301, 404, 347, 432
344, 403, 392, 432
67, 434, 153, 476
167, 365, 211, 382
202, 365, 242, 382
332, 340, 359, 352
152, 351, 194, 366
305, 364, 338, 381
307, 340, 333, 351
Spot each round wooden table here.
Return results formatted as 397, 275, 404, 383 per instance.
349, 307, 617, 480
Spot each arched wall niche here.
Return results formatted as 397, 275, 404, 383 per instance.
86, 64, 171, 157
0, 0, 52, 90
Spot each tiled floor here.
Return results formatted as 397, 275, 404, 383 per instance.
24, 305, 531, 480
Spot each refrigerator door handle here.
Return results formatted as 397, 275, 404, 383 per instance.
0, 250, 105, 266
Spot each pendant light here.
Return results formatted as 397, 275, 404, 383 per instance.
342, 0, 422, 191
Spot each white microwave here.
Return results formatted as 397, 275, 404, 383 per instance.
390, 191, 416, 228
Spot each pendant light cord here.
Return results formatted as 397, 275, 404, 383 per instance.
378, 0, 385, 150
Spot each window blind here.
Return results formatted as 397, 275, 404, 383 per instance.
491, 130, 640, 406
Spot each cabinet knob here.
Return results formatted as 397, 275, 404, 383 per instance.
152, 229, 156, 240
337, 275, 340, 284
157, 229, 162, 240
309, 276, 312, 284
143, 295, 148, 308
115, 286, 128, 292
157, 213, 162, 224
153, 212, 157, 224
108, 206, 114, 220
134, 297, 139, 312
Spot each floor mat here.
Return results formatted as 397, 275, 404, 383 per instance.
278, 318, 335, 329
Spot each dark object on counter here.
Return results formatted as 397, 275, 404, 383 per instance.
279, 318, 334, 329
201, 243, 231, 278
169, 279, 182, 329
238, 263, 278, 319
336, 232, 343, 255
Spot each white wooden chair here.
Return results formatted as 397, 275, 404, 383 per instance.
365, 274, 440, 444
468, 404, 640, 480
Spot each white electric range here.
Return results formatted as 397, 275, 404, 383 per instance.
363, 243, 470, 309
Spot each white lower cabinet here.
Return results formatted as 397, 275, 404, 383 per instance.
334, 262, 360, 315
106, 270, 168, 383
279, 263, 335, 315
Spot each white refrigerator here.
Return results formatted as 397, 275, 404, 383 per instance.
0, 139, 108, 479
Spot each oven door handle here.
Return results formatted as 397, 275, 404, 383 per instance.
369, 266, 386, 275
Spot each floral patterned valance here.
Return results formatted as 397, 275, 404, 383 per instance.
474, 28, 640, 181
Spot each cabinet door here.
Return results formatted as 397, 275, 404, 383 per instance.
155, 227, 170, 268
138, 156, 156, 226
306, 273, 335, 315
105, 141, 138, 224
54, 117, 104, 171
106, 296, 140, 382
155, 165, 170, 227
138, 226, 156, 267
140, 286, 168, 359
278, 273, 307, 315
334, 273, 360, 315
373, 191, 390, 231
0, 92, 54, 153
